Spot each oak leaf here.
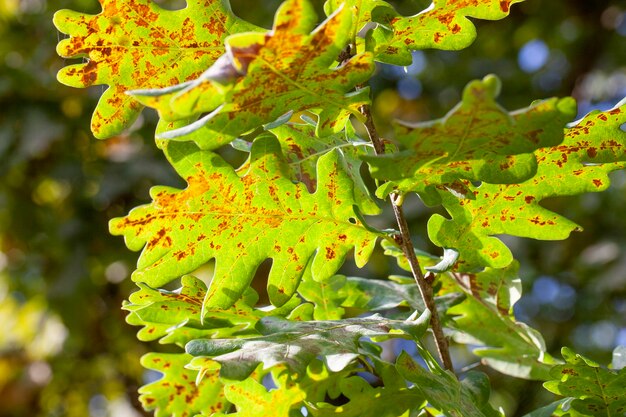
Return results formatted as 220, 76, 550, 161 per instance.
131, 0, 375, 150
54, 0, 258, 138
429, 102, 626, 271
368, 75, 576, 200
110, 135, 380, 309
369, 0, 525, 65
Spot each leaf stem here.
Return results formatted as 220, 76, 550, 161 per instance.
359, 103, 454, 373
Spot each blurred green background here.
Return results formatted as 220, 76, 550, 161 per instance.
0, 0, 625, 416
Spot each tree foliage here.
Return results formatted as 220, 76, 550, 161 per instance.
50, 0, 626, 416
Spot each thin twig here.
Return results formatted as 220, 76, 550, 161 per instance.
359, 104, 454, 373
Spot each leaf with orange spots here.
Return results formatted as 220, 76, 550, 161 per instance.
124, 275, 301, 346
139, 352, 227, 417
323, 0, 392, 51
186, 313, 430, 380
367, 75, 576, 200
543, 347, 626, 416
210, 372, 308, 417
368, 0, 526, 65
429, 102, 626, 271
271, 120, 379, 214
109, 135, 380, 310
53, 0, 259, 138
440, 263, 556, 380
131, 0, 375, 150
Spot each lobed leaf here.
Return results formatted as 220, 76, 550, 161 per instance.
396, 350, 502, 417
132, 0, 375, 150
110, 135, 380, 309
311, 374, 425, 417
271, 121, 379, 214
124, 275, 299, 346
186, 313, 430, 380
429, 101, 626, 271
369, 0, 526, 65
543, 347, 626, 416
139, 352, 227, 417
368, 75, 576, 200
54, 0, 258, 138
211, 371, 310, 417
441, 263, 555, 380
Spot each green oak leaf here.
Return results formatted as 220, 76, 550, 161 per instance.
311, 358, 426, 417
543, 347, 626, 417
311, 375, 424, 417
368, 75, 576, 199
397, 350, 502, 417
139, 352, 227, 417
271, 121, 379, 214
428, 101, 626, 271
110, 135, 380, 309
211, 371, 307, 417
131, 0, 375, 150
186, 313, 430, 380
54, 0, 258, 138
297, 272, 349, 320
323, 0, 393, 52
440, 263, 555, 380
124, 275, 300, 346
369, 0, 526, 65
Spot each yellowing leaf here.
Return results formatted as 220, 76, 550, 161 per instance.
271, 121, 379, 214
110, 135, 380, 309
54, 0, 259, 138
368, 75, 576, 200
132, 0, 375, 150
370, 0, 526, 65
429, 103, 626, 271
139, 352, 226, 417
212, 373, 307, 417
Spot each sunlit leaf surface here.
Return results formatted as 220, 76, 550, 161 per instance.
54, 0, 259, 138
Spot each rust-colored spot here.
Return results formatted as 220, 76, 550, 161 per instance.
325, 247, 336, 260
592, 179, 603, 188
500, 0, 510, 12
525, 196, 535, 204
587, 147, 597, 158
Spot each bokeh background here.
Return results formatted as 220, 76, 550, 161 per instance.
1, 0, 625, 416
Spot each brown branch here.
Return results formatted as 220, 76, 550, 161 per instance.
359, 104, 454, 373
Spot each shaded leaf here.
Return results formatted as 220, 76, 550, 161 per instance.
133, 0, 375, 150
186, 313, 430, 380
520, 399, 569, 417
441, 264, 555, 380
124, 275, 299, 346
298, 272, 349, 320
54, 0, 258, 138
369, 0, 526, 65
429, 102, 626, 271
310, 373, 425, 417
367, 75, 576, 199
139, 352, 226, 417
110, 135, 380, 309
396, 350, 501, 417
543, 347, 626, 417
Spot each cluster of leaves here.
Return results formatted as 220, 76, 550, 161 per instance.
54, 0, 626, 416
